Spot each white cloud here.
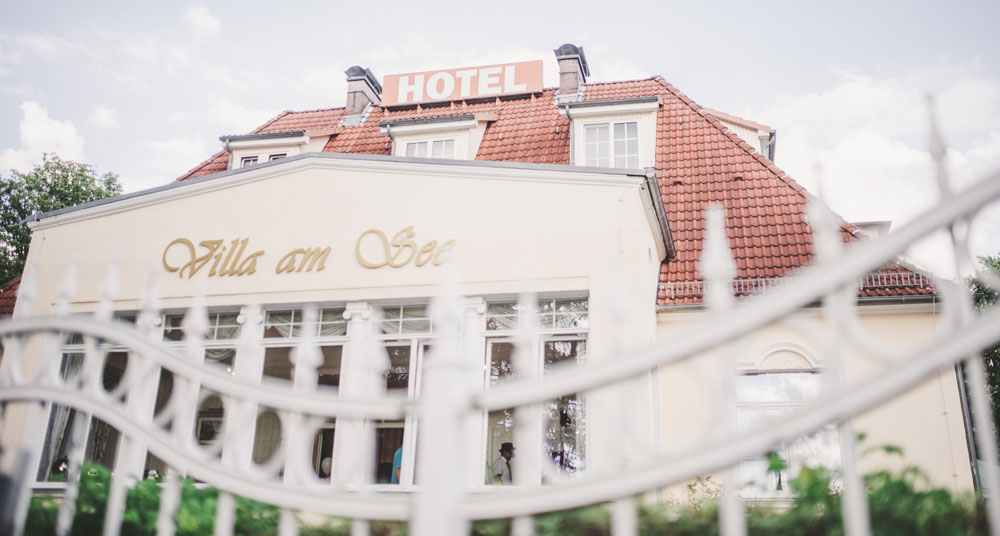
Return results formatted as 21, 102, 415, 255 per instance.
210, 99, 277, 135
747, 69, 1000, 279
139, 137, 210, 190
185, 5, 221, 35
301, 65, 347, 98
88, 106, 117, 127
0, 101, 85, 172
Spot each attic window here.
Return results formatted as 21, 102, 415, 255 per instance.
380, 114, 484, 161
405, 139, 455, 159
241, 156, 258, 167
584, 121, 638, 168
269, 154, 287, 161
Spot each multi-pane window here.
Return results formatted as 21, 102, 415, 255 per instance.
484, 298, 589, 483
736, 372, 840, 493
36, 353, 127, 482
262, 307, 346, 478
164, 312, 241, 342
613, 122, 639, 168
486, 298, 589, 332
240, 156, 258, 167
405, 139, 455, 159
583, 121, 639, 168
373, 304, 434, 485
264, 308, 348, 338
584, 124, 609, 167
268, 153, 286, 161
379, 304, 433, 335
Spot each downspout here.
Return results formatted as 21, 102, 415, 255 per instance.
385, 124, 395, 156
563, 104, 574, 165
955, 363, 983, 491
224, 138, 234, 170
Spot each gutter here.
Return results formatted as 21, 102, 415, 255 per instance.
655, 293, 939, 312
954, 363, 982, 491
562, 104, 574, 165
224, 138, 233, 171
644, 169, 675, 260
378, 114, 476, 129
384, 124, 395, 156
561, 96, 660, 109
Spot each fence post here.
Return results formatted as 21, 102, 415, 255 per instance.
412, 267, 467, 536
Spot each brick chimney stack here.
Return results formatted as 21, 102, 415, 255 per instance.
343, 66, 382, 126
554, 44, 590, 103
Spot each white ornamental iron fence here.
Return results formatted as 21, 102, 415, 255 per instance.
0, 114, 999, 536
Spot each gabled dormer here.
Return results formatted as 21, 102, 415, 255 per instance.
220, 130, 310, 170
559, 96, 660, 169
380, 113, 495, 160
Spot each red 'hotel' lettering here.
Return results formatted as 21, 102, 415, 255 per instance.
382, 60, 543, 106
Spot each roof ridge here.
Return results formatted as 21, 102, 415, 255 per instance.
280, 105, 347, 115
582, 77, 659, 87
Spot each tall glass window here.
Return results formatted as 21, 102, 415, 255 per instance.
484, 298, 589, 483
262, 307, 346, 478
736, 371, 841, 493
373, 303, 433, 485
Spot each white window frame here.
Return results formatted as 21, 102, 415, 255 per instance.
582, 120, 639, 168
260, 306, 348, 476
404, 138, 456, 159
240, 156, 258, 167
481, 297, 590, 484
371, 309, 435, 487
735, 370, 841, 499
268, 153, 287, 161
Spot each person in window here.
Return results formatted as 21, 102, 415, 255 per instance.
391, 446, 402, 484
492, 442, 514, 484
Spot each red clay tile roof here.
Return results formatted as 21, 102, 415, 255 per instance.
0, 276, 20, 318
176, 77, 934, 305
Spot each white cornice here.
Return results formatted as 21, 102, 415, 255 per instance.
558, 100, 659, 118
225, 133, 309, 150
27, 153, 648, 231
379, 118, 478, 136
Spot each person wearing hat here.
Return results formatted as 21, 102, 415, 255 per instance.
491, 442, 514, 484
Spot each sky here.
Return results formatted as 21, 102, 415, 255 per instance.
0, 0, 998, 278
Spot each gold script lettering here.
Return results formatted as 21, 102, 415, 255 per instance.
415, 240, 437, 267
275, 247, 331, 273
388, 226, 417, 268
433, 239, 455, 266
163, 238, 264, 278
356, 229, 391, 269
355, 227, 454, 269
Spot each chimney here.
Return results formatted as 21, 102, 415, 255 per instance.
554, 43, 590, 102
343, 66, 381, 126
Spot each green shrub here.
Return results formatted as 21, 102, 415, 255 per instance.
26, 460, 986, 535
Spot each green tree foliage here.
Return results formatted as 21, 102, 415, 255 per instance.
968, 255, 1000, 440
0, 154, 122, 283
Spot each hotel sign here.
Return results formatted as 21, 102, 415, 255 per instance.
382, 60, 543, 106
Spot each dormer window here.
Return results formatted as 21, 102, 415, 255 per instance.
583, 121, 638, 168
561, 96, 659, 169
220, 130, 309, 171
381, 114, 492, 161
405, 139, 455, 159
